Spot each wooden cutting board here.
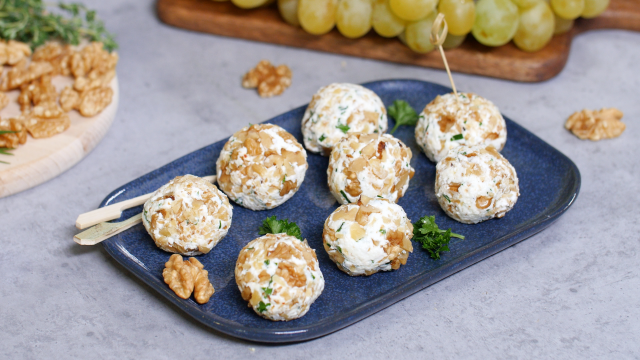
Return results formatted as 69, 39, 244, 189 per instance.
0, 77, 119, 198
157, 0, 640, 82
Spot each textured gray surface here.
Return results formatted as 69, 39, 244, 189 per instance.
1, 1, 639, 358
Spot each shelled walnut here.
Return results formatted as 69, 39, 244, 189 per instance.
242, 60, 292, 98
565, 108, 625, 141
163, 254, 215, 304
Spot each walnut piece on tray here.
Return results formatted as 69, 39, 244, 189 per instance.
162, 254, 215, 304
565, 108, 625, 141
242, 60, 292, 98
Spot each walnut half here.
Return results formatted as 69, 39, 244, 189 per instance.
162, 254, 215, 304
565, 108, 625, 141
242, 60, 292, 98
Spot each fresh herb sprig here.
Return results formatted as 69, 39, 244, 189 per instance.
412, 215, 464, 260
0, 0, 117, 51
259, 216, 302, 240
388, 100, 419, 134
0, 147, 15, 164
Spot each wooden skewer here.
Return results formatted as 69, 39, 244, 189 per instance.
430, 14, 458, 97
75, 175, 217, 229
74, 213, 143, 245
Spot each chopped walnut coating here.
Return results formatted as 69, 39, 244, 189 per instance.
25, 115, 71, 139
242, 60, 292, 98
565, 108, 625, 141
163, 254, 215, 303
78, 86, 113, 117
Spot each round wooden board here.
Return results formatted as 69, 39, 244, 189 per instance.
0, 76, 119, 198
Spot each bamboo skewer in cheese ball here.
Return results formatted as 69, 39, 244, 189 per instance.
216, 124, 308, 210
415, 15, 508, 163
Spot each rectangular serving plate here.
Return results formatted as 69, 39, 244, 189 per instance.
100, 79, 580, 343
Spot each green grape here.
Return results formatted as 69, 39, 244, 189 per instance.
472, 0, 519, 47
389, 0, 438, 22
336, 0, 373, 38
553, 13, 573, 34
299, 0, 338, 35
278, 0, 300, 27
581, 0, 609, 18
513, 1, 554, 52
550, 0, 584, 19
442, 33, 467, 49
231, 0, 270, 9
510, 0, 544, 7
438, 0, 476, 36
372, 0, 406, 37
398, 31, 408, 44
404, 12, 438, 53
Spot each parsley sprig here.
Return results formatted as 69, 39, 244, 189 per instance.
412, 215, 464, 260
259, 216, 302, 240
388, 100, 419, 134
336, 122, 350, 134
0, 0, 117, 51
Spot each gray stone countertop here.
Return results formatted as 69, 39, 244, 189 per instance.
2, 1, 639, 358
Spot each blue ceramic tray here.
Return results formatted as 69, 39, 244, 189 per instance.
100, 79, 580, 343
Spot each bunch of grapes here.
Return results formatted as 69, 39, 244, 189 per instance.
223, 0, 610, 52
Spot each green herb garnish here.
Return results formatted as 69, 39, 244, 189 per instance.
451, 134, 464, 141
0, 130, 18, 135
257, 301, 270, 313
259, 215, 302, 240
318, 134, 326, 142
339, 190, 351, 203
336, 123, 350, 134
0, 0, 117, 51
443, 194, 451, 203
387, 100, 419, 134
412, 215, 464, 260
379, 229, 386, 234
264, 259, 270, 266
337, 222, 344, 232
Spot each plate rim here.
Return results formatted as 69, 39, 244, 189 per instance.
100, 79, 581, 343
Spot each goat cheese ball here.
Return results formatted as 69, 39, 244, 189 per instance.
415, 92, 507, 162
216, 124, 308, 210
301, 83, 388, 155
435, 145, 520, 224
235, 233, 325, 321
322, 198, 413, 276
142, 175, 233, 255
328, 133, 415, 204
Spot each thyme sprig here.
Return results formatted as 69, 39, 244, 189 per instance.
0, 0, 117, 51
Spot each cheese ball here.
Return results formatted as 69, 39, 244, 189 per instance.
435, 145, 520, 224
415, 92, 507, 162
322, 198, 413, 276
301, 83, 388, 155
216, 124, 308, 210
327, 133, 415, 204
142, 175, 233, 255
235, 233, 325, 321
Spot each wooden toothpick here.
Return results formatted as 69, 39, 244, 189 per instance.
430, 14, 458, 98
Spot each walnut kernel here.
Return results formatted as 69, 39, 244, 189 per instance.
565, 108, 625, 141
242, 60, 292, 98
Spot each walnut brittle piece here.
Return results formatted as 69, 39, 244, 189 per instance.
60, 86, 81, 112
565, 108, 625, 141
0, 92, 9, 111
5, 40, 32, 65
78, 86, 113, 117
1, 59, 54, 91
163, 255, 215, 303
0, 118, 27, 148
25, 114, 71, 139
242, 60, 292, 98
